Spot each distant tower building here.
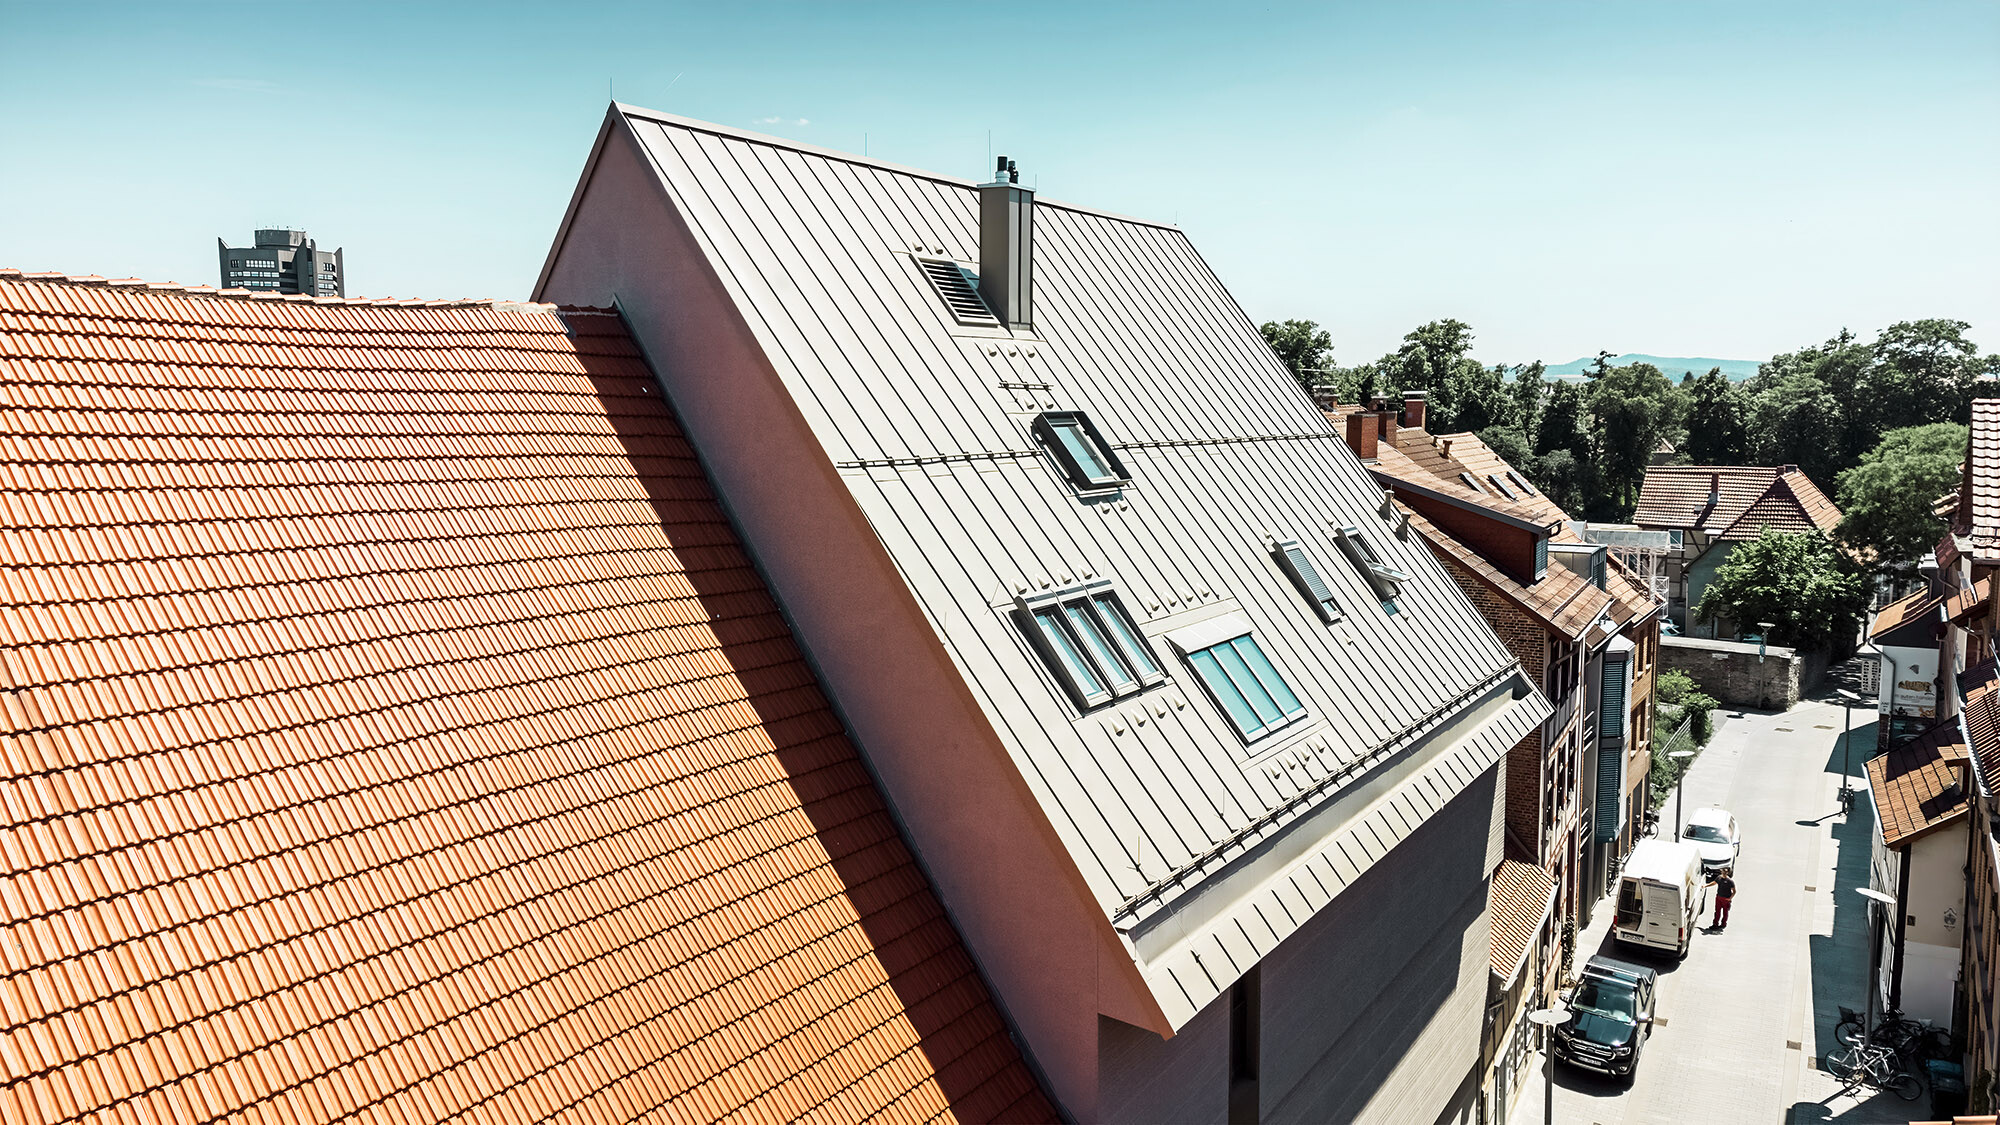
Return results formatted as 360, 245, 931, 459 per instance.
217, 229, 345, 297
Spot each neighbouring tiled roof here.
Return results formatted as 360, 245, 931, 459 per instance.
0, 273, 1052, 1125
1961, 659, 2000, 796
1949, 577, 1995, 626
1874, 587, 1947, 639
1712, 470, 1842, 541
1631, 464, 1839, 537
1403, 508, 1615, 640
1487, 859, 1555, 983
1964, 400, 2000, 561
1866, 720, 1970, 849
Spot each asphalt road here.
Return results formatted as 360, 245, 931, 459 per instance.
1518, 671, 1932, 1125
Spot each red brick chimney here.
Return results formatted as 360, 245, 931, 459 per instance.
1377, 410, 1399, 449
1311, 384, 1340, 412
1403, 391, 1427, 432
1346, 412, 1379, 460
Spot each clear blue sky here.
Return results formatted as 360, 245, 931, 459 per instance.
2, 1, 1993, 365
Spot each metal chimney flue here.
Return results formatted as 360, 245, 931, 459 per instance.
979, 155, 1033, 330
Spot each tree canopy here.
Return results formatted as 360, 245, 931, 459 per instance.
1692, 529, 1868, 650
1835, 422, 1970, 581
1258, 319, 1334, 393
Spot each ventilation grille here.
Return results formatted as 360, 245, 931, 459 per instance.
914, 258, 999, 326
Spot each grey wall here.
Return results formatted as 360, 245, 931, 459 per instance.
1660, 635, 1827, 710
1094, 764, 1500, 1125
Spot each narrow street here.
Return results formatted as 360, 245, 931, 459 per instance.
1516, 661, 1937, 1125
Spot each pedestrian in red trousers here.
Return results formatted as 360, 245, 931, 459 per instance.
1710, 868, 1736, 930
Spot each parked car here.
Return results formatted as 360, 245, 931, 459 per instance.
1683, 807, 1740, 873
1613, 839, 1705, 958
1552, 956, 1658, 1083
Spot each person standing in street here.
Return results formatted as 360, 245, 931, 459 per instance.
1710, 867, 1736, 930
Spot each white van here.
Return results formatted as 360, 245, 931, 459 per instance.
1612, 840, 1704, 958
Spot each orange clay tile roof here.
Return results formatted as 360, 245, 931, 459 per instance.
0, 271, 1054, 1125
1951, 577, 1996, 625
1321, 417, 1663, 638
1874, 587, 1947, 639
1866, 719, 1970, 849
1962, 659, 2000, 795
1961, 400, 2000, 562
1487, 859, 1554, 983
1630, 464, 1840, 537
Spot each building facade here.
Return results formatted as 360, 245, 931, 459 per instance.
1323, 395, 1661, 1124
537, 105, 1552, 1123
217, 227, 345, 296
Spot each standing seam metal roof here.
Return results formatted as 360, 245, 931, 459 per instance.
586, 105, 1550, 1026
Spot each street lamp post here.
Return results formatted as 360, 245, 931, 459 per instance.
1670, 749, 1696, 841
1857, 887, 1897, 1046
1836, 689, 1862, 815
1527, 1003, 1572, 1125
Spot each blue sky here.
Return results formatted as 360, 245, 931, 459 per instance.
2, 0, 1993, 364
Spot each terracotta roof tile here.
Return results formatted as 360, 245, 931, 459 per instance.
1487, 859, 1554, 982
1964, 400, 2000, 558
1866, 719, 1970, 848
1874, 587, 1946, 638
0, 273, 1053, 1124
1631, 464, 1841, 538
1963, 659, 2000, 794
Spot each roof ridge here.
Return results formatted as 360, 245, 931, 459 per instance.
0, 266, 548, 310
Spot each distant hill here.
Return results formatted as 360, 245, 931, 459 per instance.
1542, 354, 1762, 381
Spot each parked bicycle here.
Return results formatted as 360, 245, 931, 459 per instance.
1834, 1006, 1952, 1066
1823, 1040, 1923, 1101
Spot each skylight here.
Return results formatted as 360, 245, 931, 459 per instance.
1033, 411, 1130, 492
1184, 632, 1307, 742
1274, 538, 1343, 624
1506, 469, 1536, 496
1336, 526, 1410, 611
1019, 584, 1162, 709
1460, 473, 1485, 494
1488, 473, 1517, 500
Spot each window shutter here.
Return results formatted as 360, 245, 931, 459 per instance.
1276, 540, 1341, 623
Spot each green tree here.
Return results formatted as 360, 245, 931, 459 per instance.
1259, 319, 1334, 392
1863, 319, 1991, 436
1439, 362, 1512, 433
1510, 362, 1546, 437
1748, 369, 1845, 488
1589, 362, 1686, 519
1681, 368, 1749, 464
1477, 425, 1537, 478
1534, 448, 1585, 513
1835, 422, 1969, 581
1693, 528, 1867, 650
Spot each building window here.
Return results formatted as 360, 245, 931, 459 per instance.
1273, 538, 1342, 623
1535, 536, 1549, 580
1169, 618, 1307, 743
1032, 411, 1130, 492
1335, 526, 1409, 612
1019, 584, 1162, 709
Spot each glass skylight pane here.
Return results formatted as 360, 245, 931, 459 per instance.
1190, 649, 1261, 737
1052, 421, 1117, 483
1213, 642, 1283, 725
1035, 608, 1106, 697
1232, 636, 1304, 717
1065, 602, 1137, 690
1093, 594, 1160, 678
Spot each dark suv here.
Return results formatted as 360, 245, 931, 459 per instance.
1551, 956, 1657, 1083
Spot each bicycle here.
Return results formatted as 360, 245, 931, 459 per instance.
1823, 1041, 1923, 1100
1835, 1007, 1952, 1065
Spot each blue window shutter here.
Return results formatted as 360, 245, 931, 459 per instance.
1601, 653, 1627, 742
1596, 743, 1624, 841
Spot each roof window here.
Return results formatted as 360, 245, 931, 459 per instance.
1460, 473, 1485, 494
1019, 584, 1162, 709
914, 257, 1000, 327
1506, 469, 1537, 496
1336, 526, 1410, 612
1166, 616, 1307, 742
1273, 538, 1343, 624
1488, 474, 1517, 500
1033, 411, 1130, 492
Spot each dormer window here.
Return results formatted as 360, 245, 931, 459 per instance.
1273, 538, 1343, 624
1019, 583, 1162, 709
1336, 526, 1410, 611
1033, 411, 1130, 492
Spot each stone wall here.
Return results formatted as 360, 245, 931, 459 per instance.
1660, 634, 1825, 710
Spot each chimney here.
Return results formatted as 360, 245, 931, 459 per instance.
1377, 410, 1399, 449
1346, 412, 1379, 460
978, 156, 1034, 330
1778, 464, 1798, 476
1310, 384, 1339, 412
1403, 390, 1427, 431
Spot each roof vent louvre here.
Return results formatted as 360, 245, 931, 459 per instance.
914, 258, 1000, 326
